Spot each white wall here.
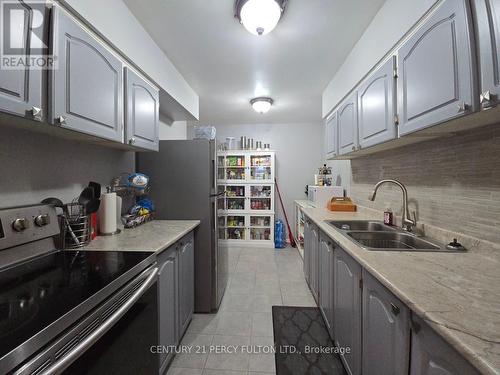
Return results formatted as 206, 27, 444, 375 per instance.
159, 119, 187, 140
197, 123, 324, 232
62, 0, 199, 119
322, 0, 439, 117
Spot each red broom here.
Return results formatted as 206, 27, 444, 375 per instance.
275, 178, 296, 247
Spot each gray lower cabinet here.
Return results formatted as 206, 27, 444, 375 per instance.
397, 0, 476, 136
157, 231, 195, 374
158, 246, 178, 374
50, 6, 123, 142
362, 270, 410, 375
358, 57, 397, 148
309, 222, 319, 302
338, 92, 359, 155
303, 218, 311, 284
178, 233, 194, 338
325, 111, 338, 159
125, 68, 160, 151
410, 315, 480, 375
333, 245, 362, 375
0, 0, 46, 120
318, 232, 334, 337
473, 0, 500, 108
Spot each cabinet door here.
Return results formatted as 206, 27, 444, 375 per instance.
334, 246, 362, 375
158, 248, 177, 370
319, 232, 334, 337
248, 153, 274, 182
410, 315, 480, 375
303, 218, 311, 284
125, 68, 159, 151
50, 6, 123, 142
0, 0, 45, 120
178, 234, 194, 338
310, 223, 319, 302
473, 0, 500, 108
362, 271, 410, 375
248, 184, 274, 213
338, 92, 359, 155
325, 111, 338, 158
358, 57, 397, 148
397, 0, 476, 135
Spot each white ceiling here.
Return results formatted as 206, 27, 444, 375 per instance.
123, 0, 385, 125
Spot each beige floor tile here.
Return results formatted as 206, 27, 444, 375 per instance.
204, 335, 250, 372
187, 314, 219, 335
248, 336, 276, 373
251, 312, 274, 337
171, 334, 213, 369
215, 311, 253, 336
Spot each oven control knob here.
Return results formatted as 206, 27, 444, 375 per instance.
12, 218, 29, 232
35, 214, 50, 227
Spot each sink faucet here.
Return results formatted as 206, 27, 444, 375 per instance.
369, 179, 416, 232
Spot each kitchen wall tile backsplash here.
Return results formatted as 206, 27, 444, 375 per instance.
350, 125, 500, 244
0, 124, 134, 208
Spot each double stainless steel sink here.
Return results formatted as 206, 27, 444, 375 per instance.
327, 220, 458, 252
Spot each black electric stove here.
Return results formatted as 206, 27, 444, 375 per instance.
0, 205, 157, 374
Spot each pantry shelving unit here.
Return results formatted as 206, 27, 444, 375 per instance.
217, 150, 276, 247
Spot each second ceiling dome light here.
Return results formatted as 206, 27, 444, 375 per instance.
235, 0, 288, 36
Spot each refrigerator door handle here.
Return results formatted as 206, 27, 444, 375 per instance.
210, 191, 226, 198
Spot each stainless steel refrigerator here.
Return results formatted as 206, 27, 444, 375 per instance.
137, 139, 228, 312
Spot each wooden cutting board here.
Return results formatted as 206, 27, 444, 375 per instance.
328, 197, 357, 212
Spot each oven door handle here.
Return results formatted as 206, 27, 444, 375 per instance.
43, 266, 159, 375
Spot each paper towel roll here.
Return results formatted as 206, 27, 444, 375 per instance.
116, 195, 123, 230
99, 192, 117, 234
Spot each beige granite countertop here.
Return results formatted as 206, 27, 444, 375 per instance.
84, 220, 200, 253
297, 202, 500, 375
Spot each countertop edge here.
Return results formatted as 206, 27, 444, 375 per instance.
299, 205, 498, 375
152, 221, 200, 255
83, 220, 201, 254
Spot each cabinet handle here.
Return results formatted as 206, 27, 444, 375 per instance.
31, 106, 42, 117
480, 91, 493, 108
57, 116, 66, 124
457, 102, 468, 113
390, 303, 400, 316
128, 138, 136, 145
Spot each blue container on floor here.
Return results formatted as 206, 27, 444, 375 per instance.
275, 219, 286, 249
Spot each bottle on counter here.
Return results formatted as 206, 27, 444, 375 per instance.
384, 208, 394, 226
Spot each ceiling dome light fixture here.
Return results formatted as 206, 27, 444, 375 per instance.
251, 97, 274, 113
235, 0, 288, 36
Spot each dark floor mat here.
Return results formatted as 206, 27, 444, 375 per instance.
272, 306, 347, 375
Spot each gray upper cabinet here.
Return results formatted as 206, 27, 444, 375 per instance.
178, 233, 194, 338
0, 0, 46, 120
319, 232, 334, 338
158, 246, 178, 372
338, 92, 358, 155
397, 0, 476, 136
334, 246, 362, 375
50, 6, 123, 142
125, 68, 160, 151
473, 0, 500, 108
410, 315, 480, 375
362, 270, 410, 375
358, 57, 397, 148
325, 111, 338, 159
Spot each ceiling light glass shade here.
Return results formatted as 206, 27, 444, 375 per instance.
240, 0, 282, 36
251, 97, 273, 113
